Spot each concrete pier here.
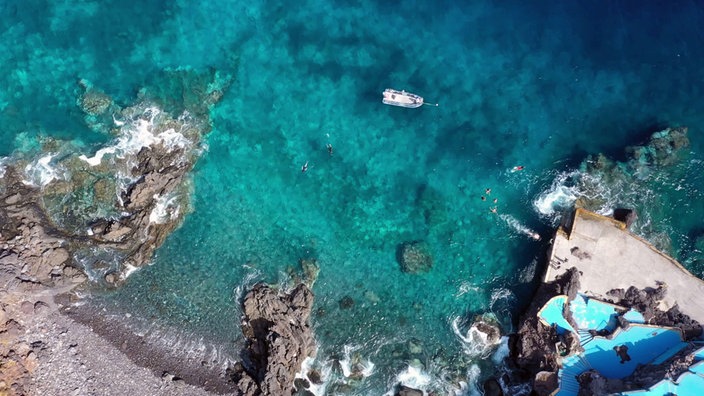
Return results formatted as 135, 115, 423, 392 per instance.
545, 208, 704, 324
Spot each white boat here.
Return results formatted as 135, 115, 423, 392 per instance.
382, 88, 438, 108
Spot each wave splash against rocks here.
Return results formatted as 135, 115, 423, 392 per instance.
0, 69, 230, 393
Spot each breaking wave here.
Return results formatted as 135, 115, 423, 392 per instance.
533, 169, 618, 224
451, 316, 502, 358
22, 153, 68, 187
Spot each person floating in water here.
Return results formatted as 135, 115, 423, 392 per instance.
511, 165, 525, 172
613, 345, 631, 364
301, 161, 309, 173
485, 188, 491, 195
326, 143, 333, 156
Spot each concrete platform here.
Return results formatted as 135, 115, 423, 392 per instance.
545, 208, 704, 324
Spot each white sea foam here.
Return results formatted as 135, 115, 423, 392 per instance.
518, 258, 538, 284
533, 170, 581, 217
454, 281, 480, 298
112, 113, 125, 126
498, 213, 541, 241
533, 169, 623, 223
121, 263, 140, 280
339, 344, 375, 379
492, 336, 510, 366
452, 316, 502, 358
79, 106, 194, 168
294, 356, 331, 396
22, 154, 66, 187
148, 193, 181, 224
396, 364, 432, 389
79, 147, 117, 166
0, 158, 6, 178
465, 364, 483, 396
490, 287, 515, 308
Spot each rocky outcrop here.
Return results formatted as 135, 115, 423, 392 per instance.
511, 268, 581, 371
625, 126, 689, 168
396, 241, 433, 273
0, 71, 229, 394
230, 283, 316, 396
550, 127, 690, 252
606, 284, 702, 339
504, 268, 581, 394
0, 168, 89, 393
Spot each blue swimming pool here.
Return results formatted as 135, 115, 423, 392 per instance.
538, 295, 575, 335
569, 294, 620, 332
538, 295, 694, 395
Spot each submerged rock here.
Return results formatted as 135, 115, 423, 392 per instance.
626, 127, 689, 168
339, 296, 355, 310
231, 283, 316, 396
78, 79, 113, 116
540, 127, 690, 245
396, 241, 433, 273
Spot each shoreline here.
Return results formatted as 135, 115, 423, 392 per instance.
27, 299, 227, 396
56, 294, 237, 394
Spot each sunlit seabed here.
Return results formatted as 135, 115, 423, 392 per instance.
1, 0, 704, 393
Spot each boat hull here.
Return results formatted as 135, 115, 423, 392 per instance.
382, 98, 423, 108
382, 89, 424, 108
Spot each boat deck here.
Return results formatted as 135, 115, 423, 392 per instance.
382, 89, 423, 108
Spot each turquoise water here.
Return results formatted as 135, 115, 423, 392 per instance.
3, 1, 704, 394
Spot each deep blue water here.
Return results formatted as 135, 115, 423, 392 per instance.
2, 1, 704, 394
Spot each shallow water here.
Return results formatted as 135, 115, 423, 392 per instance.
2, 1, 704, 393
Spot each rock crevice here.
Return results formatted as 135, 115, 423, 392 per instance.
230, 283, 317, 396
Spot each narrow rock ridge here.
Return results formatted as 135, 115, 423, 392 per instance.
230, 283, 317, 396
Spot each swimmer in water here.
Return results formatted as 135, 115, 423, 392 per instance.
493, 198, 498, 204
326, 143, 333, 156
531, 233, 541, 241
301, 161, 309, 173
512, 165, 525, 172
490, 207, 497, 214
481, 196, 486, 201
485, 188, 491, 195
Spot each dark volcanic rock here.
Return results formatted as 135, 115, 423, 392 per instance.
607, 284, 702, 339
508, 268, 581, 390
396, 385, 423, 396
482, 377, 504, 396
534, 371, 558, 396
0, 71, 229, 394
612, 208, 637, 229
577, 371, 608, 396
232, 283, 316, 396
396, 241, 433, 273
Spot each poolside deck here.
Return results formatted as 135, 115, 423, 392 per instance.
544, 209, 704, 324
